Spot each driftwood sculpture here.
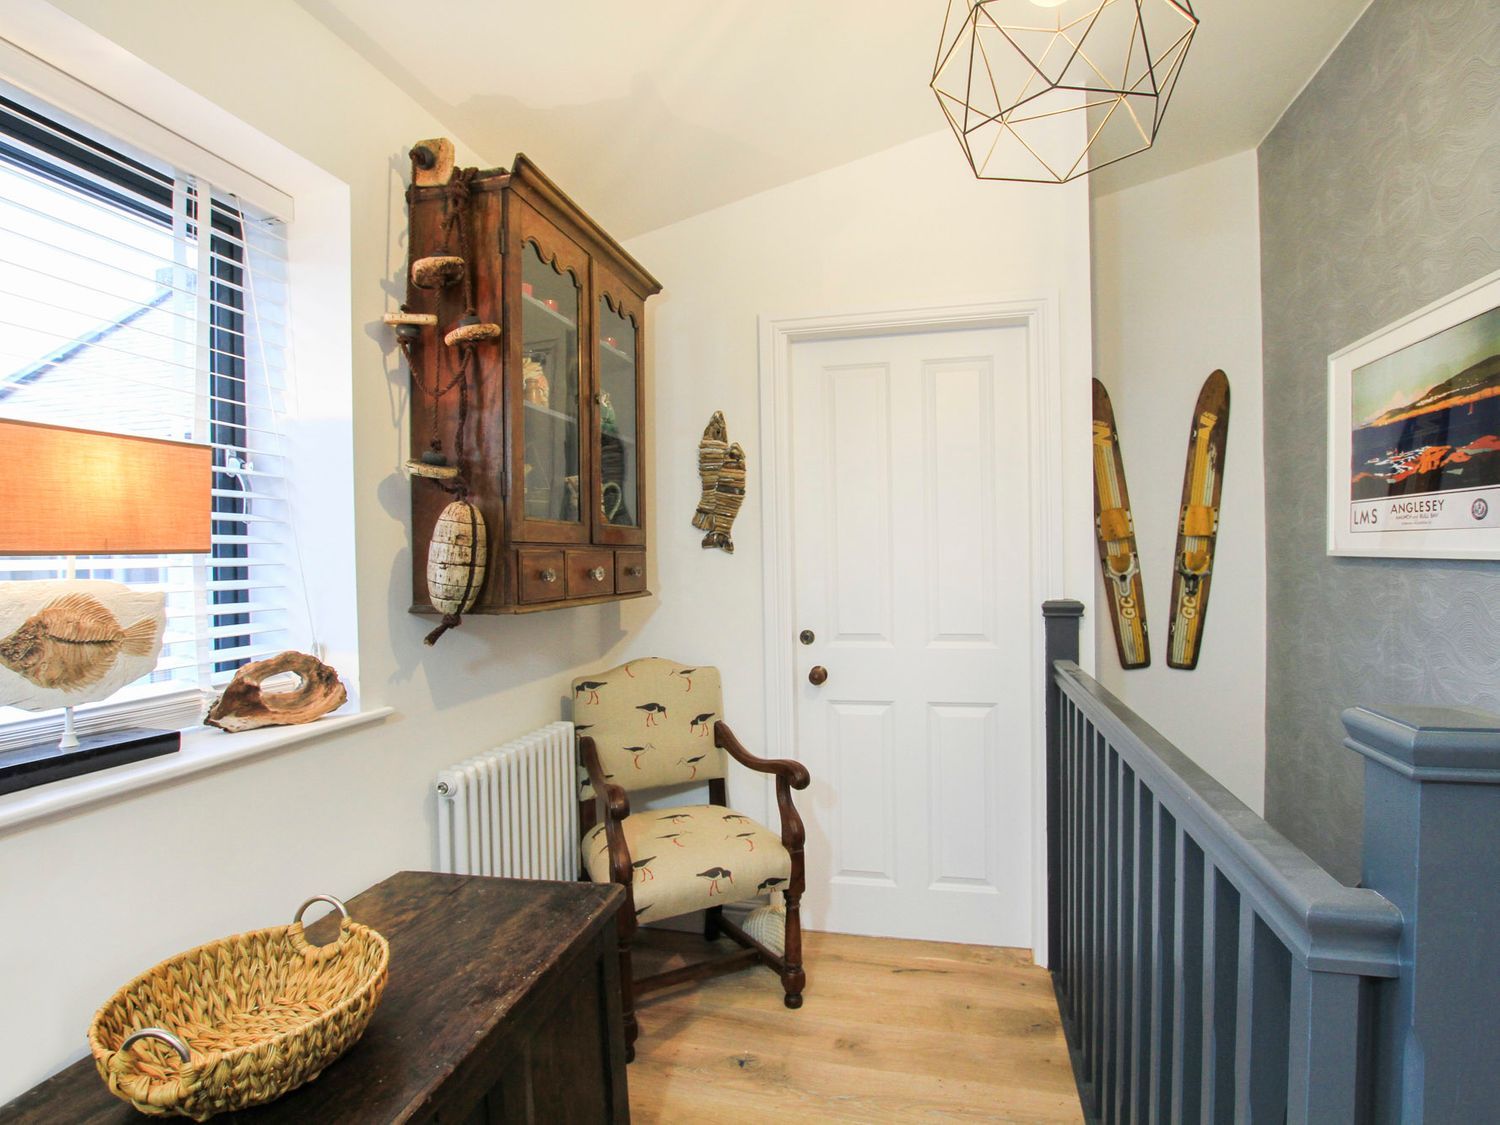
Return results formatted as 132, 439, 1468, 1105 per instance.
205, 651, 347, 733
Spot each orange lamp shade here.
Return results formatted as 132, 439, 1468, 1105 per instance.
0, 418, 212, 555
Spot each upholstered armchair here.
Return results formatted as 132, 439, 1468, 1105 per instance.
573, 657, 809, 1059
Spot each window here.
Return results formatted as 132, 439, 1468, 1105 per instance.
0, 87, 299, 739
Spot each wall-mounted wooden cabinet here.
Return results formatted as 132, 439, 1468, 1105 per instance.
406, 155, 660, 615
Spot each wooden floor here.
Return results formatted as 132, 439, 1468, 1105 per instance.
627, 929, 1083, 1123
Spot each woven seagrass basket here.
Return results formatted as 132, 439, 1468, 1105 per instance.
87, 894, 389, 1121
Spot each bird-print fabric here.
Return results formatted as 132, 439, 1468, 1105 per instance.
582, 804, 790, 922
574, 658, 726, 796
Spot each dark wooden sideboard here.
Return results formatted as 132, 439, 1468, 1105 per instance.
1, 872, 629, 1123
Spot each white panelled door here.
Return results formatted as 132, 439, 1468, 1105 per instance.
790, 327, 1034, 946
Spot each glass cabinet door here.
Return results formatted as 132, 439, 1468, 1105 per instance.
597, 295, 639, 530
519, 240, 582, 526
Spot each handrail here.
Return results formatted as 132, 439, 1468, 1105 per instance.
1055, 660, 1402, 978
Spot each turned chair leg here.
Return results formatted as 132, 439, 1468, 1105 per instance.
612, 899, 639, 1062
618, 937, 638, 1062
704, 905, 723, 942
781, 887, 806, 1009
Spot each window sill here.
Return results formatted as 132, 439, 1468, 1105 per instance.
0, 705, 394, 837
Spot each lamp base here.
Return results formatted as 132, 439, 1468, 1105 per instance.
0, 728, 179, 796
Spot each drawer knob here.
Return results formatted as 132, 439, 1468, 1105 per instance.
540, 568, 558, 584
625, 565, 643, 578
589, 566, 607, 582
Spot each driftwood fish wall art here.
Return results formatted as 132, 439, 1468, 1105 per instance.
693, 412, 745, 553
0, 580, 165, 712
693, 412, 728, 531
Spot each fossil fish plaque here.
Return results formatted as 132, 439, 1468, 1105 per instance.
0, 579, 165, 711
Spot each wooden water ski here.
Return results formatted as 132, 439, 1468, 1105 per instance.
1168, 370, 1230, 669
1091, 379, 1150, 668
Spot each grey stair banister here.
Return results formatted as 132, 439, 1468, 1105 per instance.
1042, 601, 1404, 1124
1344, 706, 1500, 1124
1043, 597, 1084, 971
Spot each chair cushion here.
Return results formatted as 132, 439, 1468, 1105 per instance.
582, 804, 791, 924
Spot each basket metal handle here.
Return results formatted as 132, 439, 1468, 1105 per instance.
290, 893, 351, 957
119, 1028, 190, 1063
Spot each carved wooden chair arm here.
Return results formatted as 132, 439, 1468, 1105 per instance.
715, 721, 809, 851
580, 735, 634, 887
715, 721, 811, 789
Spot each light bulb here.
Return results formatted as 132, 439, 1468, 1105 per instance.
1028, 0, 1069, 7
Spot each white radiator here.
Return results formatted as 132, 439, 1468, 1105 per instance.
435, 720, 579, 880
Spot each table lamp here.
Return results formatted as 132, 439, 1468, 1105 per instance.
0, 418, 211, 794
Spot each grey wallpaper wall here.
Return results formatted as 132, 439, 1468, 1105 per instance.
1260, 0, 1500, 882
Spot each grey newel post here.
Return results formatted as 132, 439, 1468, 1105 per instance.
1042, 599, 1083, 972
1343, 706, 1500, 1124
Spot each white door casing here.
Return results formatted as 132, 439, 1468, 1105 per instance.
758, 299, 1063, 957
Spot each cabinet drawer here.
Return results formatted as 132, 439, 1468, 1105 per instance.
615, 551, 647, 594
517, 549, 566, 603
566, 549, 615, 598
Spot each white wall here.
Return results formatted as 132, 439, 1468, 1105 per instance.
618, 131, 1098, 952
1089, 150, 1267, 811
0, 2, 1095, 1098
622, 126, 1099, 802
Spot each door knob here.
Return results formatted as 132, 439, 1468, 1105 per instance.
808, 666, 828, 686
589, 566, 607, 582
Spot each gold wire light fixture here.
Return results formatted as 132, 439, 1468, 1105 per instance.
931, 0, 1198, 184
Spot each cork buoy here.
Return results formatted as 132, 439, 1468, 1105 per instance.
383, 311, 438, 327
411, 255, 466, 290
403, 459, 461, 480
424, 500, 486, 645
444, 315, 501, 348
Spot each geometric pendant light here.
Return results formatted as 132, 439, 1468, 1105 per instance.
931, 0, 1199, 184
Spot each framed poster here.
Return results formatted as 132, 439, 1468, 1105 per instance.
1328, 268, 1500, 559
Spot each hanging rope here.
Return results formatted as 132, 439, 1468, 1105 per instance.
444, 166, 478, 316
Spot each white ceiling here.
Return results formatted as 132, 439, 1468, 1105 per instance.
298, 0, 1372, 239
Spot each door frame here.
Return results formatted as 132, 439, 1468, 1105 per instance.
757, 297, 1064, 961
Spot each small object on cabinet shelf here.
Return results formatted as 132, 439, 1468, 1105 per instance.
544, 297, 559, 312
444, 314, 501, 348
523, 356, 550, 406
602, 481, 624, 520
410, 254, 466, 290
693, 411, 729, 531
703, 442, 746, 554
599, 391, 618, 433
88, 893, 389, 1120
563, 475, 581, 522
205, 650, 348, 732
425, 499, 488, 645
522, 281, 534, 298
604, 335, 619, 349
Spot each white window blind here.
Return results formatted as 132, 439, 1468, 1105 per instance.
0, 88, 302, 732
